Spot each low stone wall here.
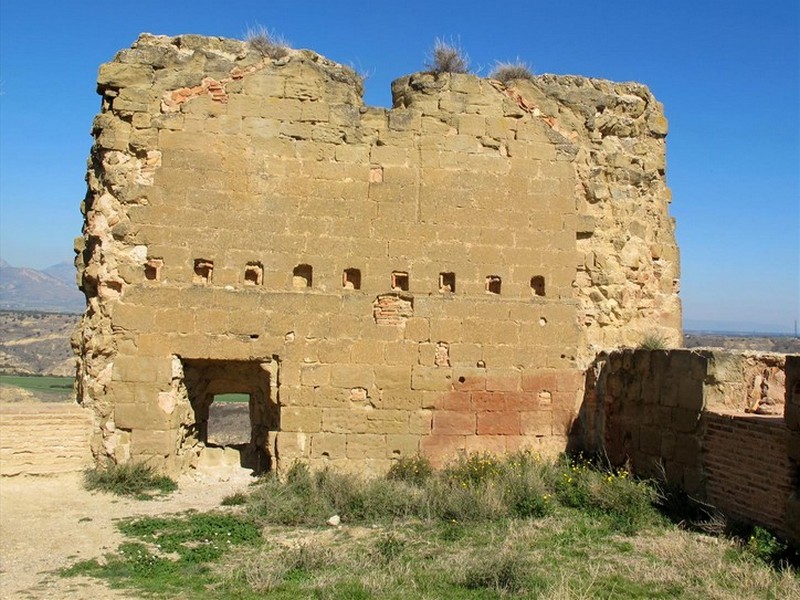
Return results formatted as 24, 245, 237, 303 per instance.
784, 356, 800, 542
704, 412, 793, 538
586, 348, 798, 543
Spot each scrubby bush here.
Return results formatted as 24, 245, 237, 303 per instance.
426, 38, 470, 74
244, 451, 659, 532
84, 461, 176, 498
553, 457, 659, 533
386, 455, 433, 486
489, 61, 535, 84
245, 24, 290, 60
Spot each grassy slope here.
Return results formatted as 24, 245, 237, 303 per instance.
63, 454, 799, 599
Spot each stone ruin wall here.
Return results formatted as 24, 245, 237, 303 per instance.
585, 349, 799, 544
74, 34, 680, 475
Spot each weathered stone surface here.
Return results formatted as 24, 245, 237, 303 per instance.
76, 33, 682, 476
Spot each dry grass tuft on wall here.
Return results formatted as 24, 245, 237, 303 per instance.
427, 38, 470, 74
245, 25, 290, 60
489, 61, 535, 84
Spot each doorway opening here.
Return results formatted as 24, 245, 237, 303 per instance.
181, 358, 279, 474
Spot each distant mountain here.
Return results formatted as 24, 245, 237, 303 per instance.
0, 259, 84, 314
43, 261, 79, 287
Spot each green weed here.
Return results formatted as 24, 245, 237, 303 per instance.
386, 454, 433, 486
84, 461, 177, 499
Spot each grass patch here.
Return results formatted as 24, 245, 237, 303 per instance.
639, 330, 671, 350
0, 374, 73, 394
84, 461, 177, 499
65, 453, 800, 599
213, 392, 249, 403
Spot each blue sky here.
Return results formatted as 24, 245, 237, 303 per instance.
0, 1, 797, 333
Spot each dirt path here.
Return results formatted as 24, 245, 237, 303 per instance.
0, 472, 254, 599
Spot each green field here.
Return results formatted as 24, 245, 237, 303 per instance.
214, 393, 250, 403
0, 377, 251, 403
0, 375, 74, 395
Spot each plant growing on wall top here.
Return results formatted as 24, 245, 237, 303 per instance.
639, 331, 670, 350
426, 37, 470, 74
245, 24, 290, 60
489, 60, 535, 84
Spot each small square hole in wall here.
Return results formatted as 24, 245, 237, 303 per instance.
144, 258, 163, 281
485, 275, 501, 295
439, 272, 456, 293
530, 275, 546, 297
391, 271, 409, 292
244, 262, 263, 286
193, 259, 213, 284
343, 268, 361, 290
293, 264, 312, 289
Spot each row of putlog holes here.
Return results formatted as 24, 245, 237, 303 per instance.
144, 258, 546, 297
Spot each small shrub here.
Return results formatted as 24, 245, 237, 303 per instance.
489, 61, 535, 84
461, 550, 531, 594
242, 542, 335, 592
221, 492, 247, 506
745, 527, 788, 563
426, 38, 470, 74
443, 452, 502, 486
639, 331, 670, 350
554, 458, 659, 533
386, 455, 433, 486
84, 461, 176, 498
374, 532, 406, 562
245, 24, 290, 60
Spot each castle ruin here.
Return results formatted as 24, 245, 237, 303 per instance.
74, 33, 682, 476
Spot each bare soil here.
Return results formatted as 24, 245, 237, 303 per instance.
0, 469, 253, 599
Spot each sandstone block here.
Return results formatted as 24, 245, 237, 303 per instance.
130, 429, 174, 456
301, 364, 331, 387
310, 433, 346, 459
432, 411, 475, 435
281, 407, 322, 433
346, 433, 385, 459
421, 434, 466, 467
98, 62, 154, 88
386, 434, 420, 457
520, 411, 552, 436
476, 411, 520, 435
330, 365, 375, 389
275, 432, 310, 459
408, 409, 433, 434
411, 367, 453, 391
322, 407, 369, 434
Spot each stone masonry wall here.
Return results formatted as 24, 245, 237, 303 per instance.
589, 349, 798, 542
784, 356, 800, 543
74, 34, 680, 475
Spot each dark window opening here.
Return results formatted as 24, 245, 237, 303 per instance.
144, 258, 163, 281
193, 259, 213, 284
244, 262, 263, 286
391, 271, 409, 291
439, 272, 456, 293
343, 268, 362, 290
485, 275, 501, 295
293, 264, 312, 289
531, 275, 546, 297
